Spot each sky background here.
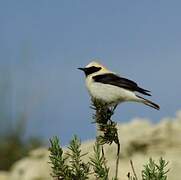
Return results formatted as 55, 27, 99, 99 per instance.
0, 1, 181, 145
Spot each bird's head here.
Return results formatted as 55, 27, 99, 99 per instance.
78, 61, 109, 76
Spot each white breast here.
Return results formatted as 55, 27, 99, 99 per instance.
85, 76, 138, 104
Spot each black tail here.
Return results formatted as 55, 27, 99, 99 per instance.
136, 95, 160, 110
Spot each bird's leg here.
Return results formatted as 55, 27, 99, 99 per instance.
108, 104, 117, 124
106, 104, 118, 124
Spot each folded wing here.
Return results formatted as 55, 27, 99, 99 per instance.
93, 73, 151, 96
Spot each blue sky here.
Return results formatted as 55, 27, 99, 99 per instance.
0, 1, 181, 145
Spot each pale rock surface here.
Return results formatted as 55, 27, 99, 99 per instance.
9, 148, 51, 180
0, 171, 9, 180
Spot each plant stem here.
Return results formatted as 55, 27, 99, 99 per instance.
115, 141, 120, 179
130, 160, 138, 180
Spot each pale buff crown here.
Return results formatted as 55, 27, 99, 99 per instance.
85, 61, 110, 73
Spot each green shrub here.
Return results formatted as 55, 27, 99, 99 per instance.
49, 99, 170, 179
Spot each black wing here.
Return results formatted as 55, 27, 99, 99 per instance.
93, 73, 151, 96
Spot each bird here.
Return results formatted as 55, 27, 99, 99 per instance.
78, 61, 160, 110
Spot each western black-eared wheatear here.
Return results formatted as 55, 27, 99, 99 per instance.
78, 61, 160, 110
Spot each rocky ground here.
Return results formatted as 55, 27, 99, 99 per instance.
1, 111, 181, 180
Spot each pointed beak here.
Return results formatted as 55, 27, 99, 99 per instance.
78, 67, 86, 71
